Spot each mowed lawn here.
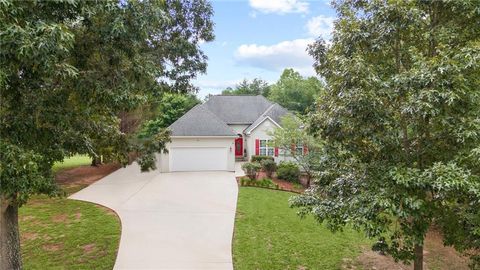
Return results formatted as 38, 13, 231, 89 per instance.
19, 155, 121, 270
233, 187, 370, 270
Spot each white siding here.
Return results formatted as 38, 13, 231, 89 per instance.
245, 119, 292, 163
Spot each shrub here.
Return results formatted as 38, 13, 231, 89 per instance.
251, 155, 274, 163
257, 178, 274, 188
260, 159, 277, 178
276, 161, 300, 182
240, 177, 254, 186
241, 162, 261, 180
239, 177, 279, 190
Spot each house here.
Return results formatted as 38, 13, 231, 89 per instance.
157, 95, 293, 172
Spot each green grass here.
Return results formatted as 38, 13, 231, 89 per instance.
52, 155, 91, 173
233, 187, 371, 270
19, 157, 120, 270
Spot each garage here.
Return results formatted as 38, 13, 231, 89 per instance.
157, 104, 237, 172
169, 146, 229, 172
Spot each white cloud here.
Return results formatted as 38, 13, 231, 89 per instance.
306, 15, 334, 38
234, 38, 315, 76
249, 0, 309, 14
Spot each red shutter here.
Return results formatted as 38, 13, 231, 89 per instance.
255, 139, 260, 155
303, 144, 308, 155
274, 147, 279, 157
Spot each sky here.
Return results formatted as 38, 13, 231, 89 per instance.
194, 0, 336, 98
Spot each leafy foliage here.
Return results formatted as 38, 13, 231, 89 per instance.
0, 143, 57, 207
137, 93, 200, 139
276, 162, 300, 183
260, 159, 276, 178
268, 69, 324, 114
221, 78, 270, 97
241, 162, 261, 180
291, 0, 480, 268
250, 155, 274, 163
269, 115, 322, 185
239, 177, 278, 189
0, 0, 213, 267
0, 0, 213, 205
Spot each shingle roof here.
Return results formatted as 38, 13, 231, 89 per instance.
244, 103, 291, 134
203, 95, 273, 124
168, 104, 237, 136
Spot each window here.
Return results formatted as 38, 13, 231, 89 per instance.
295, 143, 304, 156
259, 139, 274, 156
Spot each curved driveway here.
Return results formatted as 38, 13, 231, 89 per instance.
70, 163, 238, 270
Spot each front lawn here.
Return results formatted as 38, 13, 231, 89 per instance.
19, 159, 120, 270
233, 187, 370, 270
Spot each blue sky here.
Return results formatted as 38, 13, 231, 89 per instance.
194, 0, 336, 98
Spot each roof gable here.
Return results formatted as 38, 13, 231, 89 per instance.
203, 95, 273, 124
168, 105, 237, 136
244, 103, 291, 134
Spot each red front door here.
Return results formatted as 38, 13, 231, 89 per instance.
235, 137, 243, 157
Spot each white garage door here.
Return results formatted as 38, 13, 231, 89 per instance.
170, 147, 228, 172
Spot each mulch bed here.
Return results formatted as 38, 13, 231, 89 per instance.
55, 163, 120, 187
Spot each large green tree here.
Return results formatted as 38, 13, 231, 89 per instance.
137, 93, 200, 139
0, 0, 213, 268
292, 1, 480, 270
268, 68, 324, 114
221, 78, 271, 97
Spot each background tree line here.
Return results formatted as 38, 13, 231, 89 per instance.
219, 68, 325, 115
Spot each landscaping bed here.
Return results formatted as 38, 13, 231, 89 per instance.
19, 156, 121, 269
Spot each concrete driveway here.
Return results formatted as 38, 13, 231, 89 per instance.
70, 163, 238, 270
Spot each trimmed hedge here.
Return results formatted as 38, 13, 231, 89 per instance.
251, 155, 274, 163
276, 161, 300, 182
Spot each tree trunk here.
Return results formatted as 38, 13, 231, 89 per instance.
0, 201, 22, 270
91, 156, 101, 167
413, 244, 423, 270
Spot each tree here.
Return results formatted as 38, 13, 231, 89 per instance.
0, 0, 213, 268
137, 93, 200, 139
268, 69, 324, 114
221, 78, 271, 97
269, 115, 321, 187
291, 1, 480, 270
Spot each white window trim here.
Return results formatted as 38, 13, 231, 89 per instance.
259, 139, 275, 156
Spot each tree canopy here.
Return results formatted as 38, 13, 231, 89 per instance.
137, 93, 200, 139
0, 0, 213, 268
291, 1, 480, 269
268, 68, 324, 115
269, 114, 322, 187
221, 78, 271, 97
